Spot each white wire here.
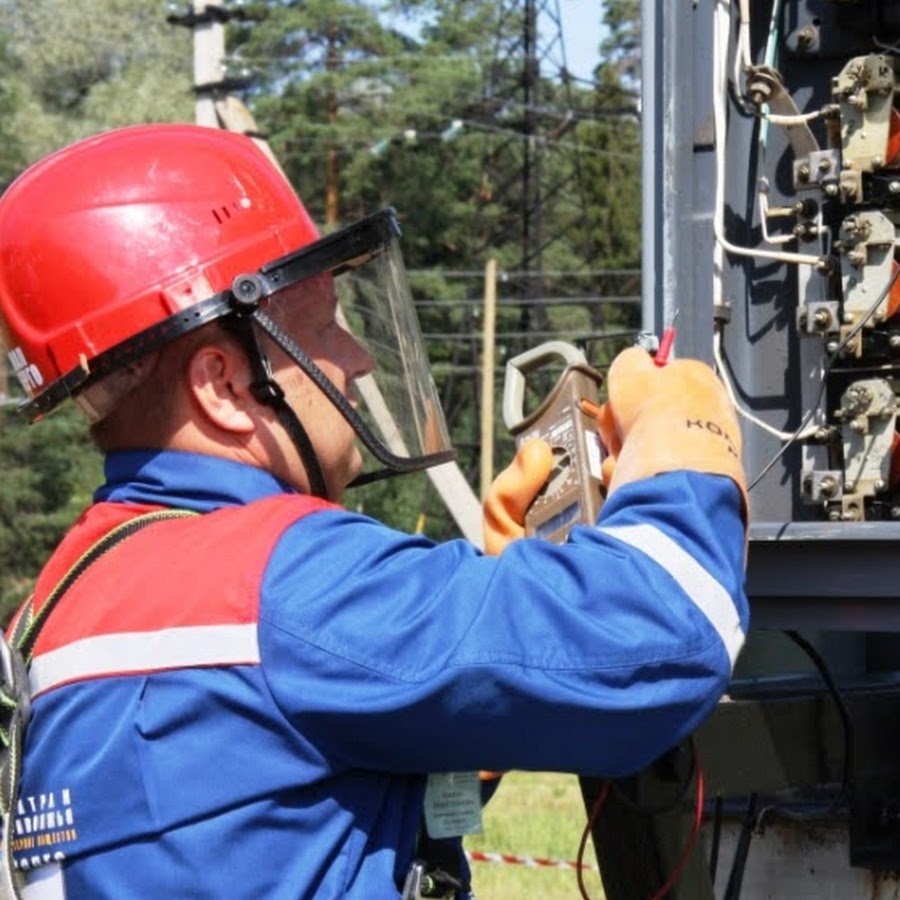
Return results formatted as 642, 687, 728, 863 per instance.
758, 182, 829, 246
873, 36, 900, 55
757, 189, 796, 245
711, 0, 822, 445
713, 329, 821, 441
764, 108, 829, 125
732, 0, 752, 94
712, 0, 823, 268
732, 0, 820, 136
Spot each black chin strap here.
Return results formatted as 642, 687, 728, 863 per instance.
225, 313, 330, 500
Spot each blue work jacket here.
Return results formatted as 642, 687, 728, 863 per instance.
13, 449, 748, 898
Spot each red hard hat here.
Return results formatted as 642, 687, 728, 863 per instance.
0, 123, 319, 417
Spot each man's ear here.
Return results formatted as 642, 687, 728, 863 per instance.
187, 341, 257, 434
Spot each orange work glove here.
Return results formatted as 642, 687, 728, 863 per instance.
482, 438, 554, 555
594, 347, 748, 519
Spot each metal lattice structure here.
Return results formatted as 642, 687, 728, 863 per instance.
473, 0, 591, 336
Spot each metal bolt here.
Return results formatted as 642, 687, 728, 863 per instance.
824, 183, 840, 197
889, 181, 900, 194
875, 480, 887, 493
820, 475, 839, 498
813, 309, 832, 328
889, 334, 900, 349
797, 164, 811, 182
828, 509, 843, 521
891, 506, 900, 520
796, 26, 816, 48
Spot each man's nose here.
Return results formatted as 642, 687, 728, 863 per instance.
347, 331, 375, 379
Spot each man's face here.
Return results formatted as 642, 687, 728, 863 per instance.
264, 274, 374, 499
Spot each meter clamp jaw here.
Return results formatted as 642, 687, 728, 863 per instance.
502, 341, 606, 544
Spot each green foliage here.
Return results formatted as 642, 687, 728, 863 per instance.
0, 406, 103, 624
599, 0, 641, 92
348, 470, 463, 539
0, 0, 193, 165
0, 35, 26, 190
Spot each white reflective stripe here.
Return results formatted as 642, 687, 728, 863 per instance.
29, 624, 260, 696
598, 523, 745, 665
22, 861, 65, 900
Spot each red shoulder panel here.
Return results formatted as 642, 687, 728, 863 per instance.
27, 494, 336, 655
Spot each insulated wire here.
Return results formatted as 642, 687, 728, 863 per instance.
576, 783, 609, 900
714, 329, 822, 443
772, 630, 853, 817
732, 0, 751, 98
873, 35, 900, 54
722, 792, 758, 900
754, 0, 831, 129
712, 0, 823, 269
574, 742, 706, 900
712, 0, 829, 462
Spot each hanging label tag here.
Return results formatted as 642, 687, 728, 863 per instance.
423, 771, 483, 839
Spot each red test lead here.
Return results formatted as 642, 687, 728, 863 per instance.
654, 326, 676, 367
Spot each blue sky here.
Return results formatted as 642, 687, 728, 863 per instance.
556, 2, 605, 81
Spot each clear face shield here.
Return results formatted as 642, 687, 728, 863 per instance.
229, 209, 455, 488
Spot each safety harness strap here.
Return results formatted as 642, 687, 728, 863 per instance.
0, 508, 197, 900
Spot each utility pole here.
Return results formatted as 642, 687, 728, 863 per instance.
168, 2, 287, 173
191, 0, 225, 126
480, 258, 498, 499
166, 1, 231, 126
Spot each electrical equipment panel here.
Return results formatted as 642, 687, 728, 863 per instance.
708, 2, 900, 527
630, 2, 900, 890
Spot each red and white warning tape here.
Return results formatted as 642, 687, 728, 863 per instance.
465, 850, 598, 872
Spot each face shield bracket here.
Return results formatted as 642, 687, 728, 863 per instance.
228, 209, 402, 311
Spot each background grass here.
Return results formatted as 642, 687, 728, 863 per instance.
465, 771, 606, 899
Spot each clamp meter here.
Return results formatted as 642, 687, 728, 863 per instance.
502, 341, 606, 544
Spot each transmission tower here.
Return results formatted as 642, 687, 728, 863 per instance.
475, 0, 588, 337
433, 0, 598, 494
